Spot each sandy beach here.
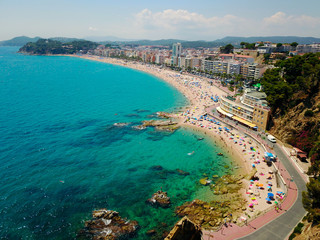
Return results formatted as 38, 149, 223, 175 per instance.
69, 54, 285, 225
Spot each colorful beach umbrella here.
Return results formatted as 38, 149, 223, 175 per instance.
268, 193, 274, 198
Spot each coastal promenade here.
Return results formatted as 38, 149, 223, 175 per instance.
202, 106, 307, 240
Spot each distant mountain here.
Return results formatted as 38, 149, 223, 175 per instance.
84, 36, 136, 42
214, 36, 320, 45
50, 37, 85, 43
100, 39, 188, 47
0, 36, 41, 46
0, 36, 85, 46
3, 35, 320, 48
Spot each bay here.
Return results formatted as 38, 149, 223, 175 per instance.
0, 47, 233, 239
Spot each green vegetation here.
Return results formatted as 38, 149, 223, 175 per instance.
303, 178, 320, 223
220, 44, 234, 54
19, 39, 98, 55
261, 53, 320, 226
291, 42, 299, 49
289, 222, 304, 239
261, 53, 320, 113
240, 42, 256, 49
304, 110, 314, 117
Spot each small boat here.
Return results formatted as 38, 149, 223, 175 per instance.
217, 153, 223, 156
188, 151, 195, 156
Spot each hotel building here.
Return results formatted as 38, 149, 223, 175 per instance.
217, 88, 270, 131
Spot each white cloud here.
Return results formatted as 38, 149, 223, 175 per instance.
263, 11, 320, 26
261, 12, 320, 36
88, 26, 98, 31
131, 9, 320, 40
134, 9, 245, 39
263, 12, 290, 25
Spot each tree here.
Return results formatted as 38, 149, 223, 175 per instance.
291, 42, 298, 48
276, 43, 283, 48
246, 43, 256, 49
220, 44, 234, 54
303, 178, 320, 223
240, 42, 247, 48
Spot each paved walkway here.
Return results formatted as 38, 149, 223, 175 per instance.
202, 106, 307, 240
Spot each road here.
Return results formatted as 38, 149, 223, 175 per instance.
238, 144, 307, 240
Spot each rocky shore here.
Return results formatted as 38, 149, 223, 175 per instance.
174, 174, 247, 230
146, 190, 171, 208
78, 209, 139, 240
140, 119, 180, 132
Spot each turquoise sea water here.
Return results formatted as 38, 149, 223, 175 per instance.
0, 47, 233, 239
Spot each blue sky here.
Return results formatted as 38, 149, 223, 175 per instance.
1, 0, 320, 41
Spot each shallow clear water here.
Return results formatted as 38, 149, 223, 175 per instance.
0, 47, 233, 239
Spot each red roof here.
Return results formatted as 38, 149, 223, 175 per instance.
293, 147, 306, 154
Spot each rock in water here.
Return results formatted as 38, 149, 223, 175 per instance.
176, 169, 190, 176
150, 165, 163, 171
146, 190, 171, 208
78, 209, 139, 239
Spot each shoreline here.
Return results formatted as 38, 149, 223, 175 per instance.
69, 54, 250, 173
65, 54, 285, 228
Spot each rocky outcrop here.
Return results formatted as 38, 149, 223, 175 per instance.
78, 209, 139, 240
150, 165, 163, 171
157, 112, 172, 118
175, 175, 246, 230
176, 169, 190, 176
269, 94, 320, 144
175, 198, 245, 230
141, 120, 180, 131
292, 221, 320, 240
146, 190, 171, 208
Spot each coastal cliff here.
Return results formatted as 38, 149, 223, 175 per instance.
269, 94, 320, 146
262, 53, 320, 239
261, 53, 320, 156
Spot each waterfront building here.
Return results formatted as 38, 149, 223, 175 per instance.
202, 60, 241, 75
240, 63, 266, 80
228, 61, 241, 75
171, 43, 182, 65
202, 60, 228, 74
178, 56, 186, 68
218, 88, 270, 131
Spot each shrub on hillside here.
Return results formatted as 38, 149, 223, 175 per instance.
305, 110, 314, 117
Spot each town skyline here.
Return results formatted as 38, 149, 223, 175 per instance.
1, 0, 320, 41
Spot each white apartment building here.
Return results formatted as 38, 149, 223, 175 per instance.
202, 60, 240, 75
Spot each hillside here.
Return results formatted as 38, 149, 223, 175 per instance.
261, 53, 320, 154
0, 36, 40, 46
261, 54, 320, 239
0, 36, 85, 46
19, 39, 98, 55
